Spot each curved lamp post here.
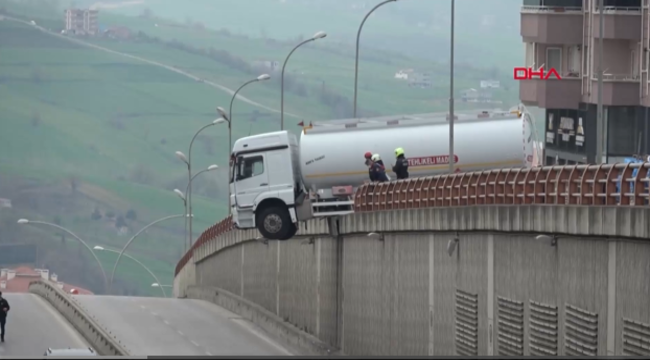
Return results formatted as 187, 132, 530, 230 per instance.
281, 31, 327, 130
94, 246, 167, 297
173, 188, 188, 252
17, 218, 109, 294
173, 165, 217, 250
109, 213, 188, 294
217, 74, 270, 155
353, 0, 397, 118
176, 121, 222, 249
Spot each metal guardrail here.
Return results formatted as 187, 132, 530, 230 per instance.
353, 163, 650, 212
176, 163, 650, 276
174, 215, 234, 276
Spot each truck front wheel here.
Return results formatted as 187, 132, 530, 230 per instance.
256, 206, 296, 241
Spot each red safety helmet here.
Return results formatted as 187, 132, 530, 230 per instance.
364, 152, 372, 159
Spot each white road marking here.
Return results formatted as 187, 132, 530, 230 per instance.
191, 340, 200, 347
163, 320, 170, 325
140, 305, 146, 309
205, 351, 212, 356
151, 312, 158, 316
177, 330, 184, 336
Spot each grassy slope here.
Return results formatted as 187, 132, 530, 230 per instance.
0, 0, 520, 295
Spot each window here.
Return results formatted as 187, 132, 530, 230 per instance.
525, 42, 536, 68
607, 106, 638, 155
631, 48, 639, 77
236, 155, 264, 181
568, 46, 581, 76
546, 47, 562, 74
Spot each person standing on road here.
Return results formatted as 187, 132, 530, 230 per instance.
0, 291, 9, 342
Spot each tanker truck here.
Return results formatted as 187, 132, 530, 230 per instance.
229, 109, 536, 240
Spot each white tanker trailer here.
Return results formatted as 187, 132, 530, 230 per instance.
229, 109, 536, 240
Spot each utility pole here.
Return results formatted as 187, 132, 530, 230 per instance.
595, 0, 604, 164
448, 0, 455, 174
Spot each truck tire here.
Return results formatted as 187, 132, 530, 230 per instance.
279, 223, 298, 241
256, 206, 294, 241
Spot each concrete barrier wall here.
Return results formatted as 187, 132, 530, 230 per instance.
173, 256, 195, 298
176, 206, 650, 356
28, 280, 130, 356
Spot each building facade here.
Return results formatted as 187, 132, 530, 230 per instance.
64, 8, 98, 35
520, 0, 649, 165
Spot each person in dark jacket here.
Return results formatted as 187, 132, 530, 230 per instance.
392, 147, 409, 179
0, 291, 9, 342
370, 159, 389, 182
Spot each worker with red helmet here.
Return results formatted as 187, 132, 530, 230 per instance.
364, 152, 389, 182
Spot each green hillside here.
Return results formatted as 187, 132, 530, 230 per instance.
0, 0, 518, 296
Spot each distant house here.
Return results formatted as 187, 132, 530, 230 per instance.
64, 8, 98, 35
394, 69, 413, 80
0, 266, 93, 294
252, 60, 280, 72
480, 80, 500, 89
461, 88, 493, 103
408, 72, 432, 89
0, 198, 11, 208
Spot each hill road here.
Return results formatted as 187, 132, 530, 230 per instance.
4, 16, 302, 120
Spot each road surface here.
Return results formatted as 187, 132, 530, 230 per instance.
0, 294, 89, 357
5, 16, 301, 120
72, 296, 293, 356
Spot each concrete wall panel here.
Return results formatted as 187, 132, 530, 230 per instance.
242, 241, 278, 313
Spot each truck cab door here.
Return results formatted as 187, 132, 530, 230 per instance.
232, 154, 270, 227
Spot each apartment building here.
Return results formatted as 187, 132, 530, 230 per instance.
520, 0, 648, 165
64, 8, 99, 35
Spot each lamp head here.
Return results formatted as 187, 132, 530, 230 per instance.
216, 107, 228, 120
93, 246, 105, 250
312, 31, 327, 40
207, 164, 219, 171
257, 74, 270, 81
175, 151, 188, 163
17, 219, 29, 224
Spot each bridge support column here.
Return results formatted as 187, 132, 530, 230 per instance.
607, 240, 617, 355
428, 234, 435, 356
487, 234, 494, 356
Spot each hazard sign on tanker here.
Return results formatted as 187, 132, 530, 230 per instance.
228, 109, 536, 241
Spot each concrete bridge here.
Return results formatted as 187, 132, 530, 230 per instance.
7, 163, 650, 357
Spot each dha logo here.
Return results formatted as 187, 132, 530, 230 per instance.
513, 67, 562, 80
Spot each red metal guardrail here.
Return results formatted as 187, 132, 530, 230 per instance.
354, 163, 650, 211
175, 163, 650, 276
174, 215, 234, 276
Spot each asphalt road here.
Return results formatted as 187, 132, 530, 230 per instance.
0, 294, 88, 357
72, 295, 293, 356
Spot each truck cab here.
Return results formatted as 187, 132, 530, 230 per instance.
230, 131, 307, 240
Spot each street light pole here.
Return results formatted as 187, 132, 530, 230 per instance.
109, 213, 186, 294
448, 0, 456, 174
177, 120, 220, 249
353, 0, 397, 118
281, 31, 327, 130
225, 74, 270, 155
94, 246, 167, 297
595, 0, 604, 164
183, 165, 219, 211
17, 219, 109, 294
173, 188, 188, 253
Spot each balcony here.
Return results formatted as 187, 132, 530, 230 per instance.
519, 76, 581, 109
521, 5, 583, 44
584, 74, 640, 106
591, 8, 642, 40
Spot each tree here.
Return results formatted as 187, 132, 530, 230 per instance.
91, 207, 102, 221
106, 211, 115, 219
115, 215, 127, 229
125, 209, 137, 221
69, 176, 79, 194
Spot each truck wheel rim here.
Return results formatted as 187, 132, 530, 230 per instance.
264, 214, 282, 233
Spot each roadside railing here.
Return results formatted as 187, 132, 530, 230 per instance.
176, 163, 650, 276
354, 163, 650, 212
